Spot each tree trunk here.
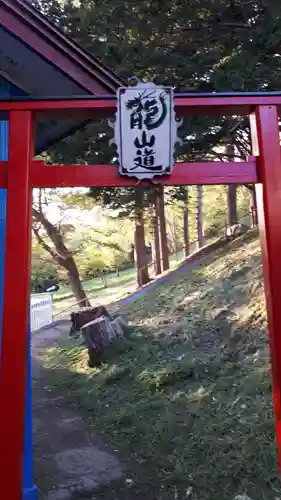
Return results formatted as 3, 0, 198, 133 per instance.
228, 185, 238, 226
250, 187, 258, 227
156, 186, 169, 272
134, 189, 150, 287
226, 145, 238, 226
152, 204, 161, 276
183, 187, 189, 258
65, 257, 91, 307
167, 210, 177, 253
32, 206, 90, 307
196, 185, 204, 248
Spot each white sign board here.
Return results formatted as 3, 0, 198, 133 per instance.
30, 293, 53, 332
110, 80, 181, 181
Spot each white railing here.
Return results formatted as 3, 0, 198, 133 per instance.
30, 293, 53, 332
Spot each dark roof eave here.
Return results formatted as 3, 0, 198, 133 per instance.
1, 0, 126, 93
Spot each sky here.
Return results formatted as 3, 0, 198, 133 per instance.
46, 202, 104, 227
37, 188, 105, 227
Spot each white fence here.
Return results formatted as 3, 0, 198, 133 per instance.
30, 293, 53, 332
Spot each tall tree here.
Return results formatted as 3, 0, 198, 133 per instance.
226, 144, 238, 226
151, 203, 161, 276
35, 0, 281, 231
249, 187, 258, 228
228, 185, 238, 226
196, 185, 204, 248
35, 0, 261, 164
168, 186, 191, 257
134, 189, 150, 286
155, 186, 169, 272
88, 187, 151, 286
32, 190, 90, 307
183, 187, 190, 258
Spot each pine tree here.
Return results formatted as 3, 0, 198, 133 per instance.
183, 187, 190, 258
34, 0, 281, 245
196, 185, 204, 248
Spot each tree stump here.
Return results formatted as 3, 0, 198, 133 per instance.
110, 316, 126, 338
81, 315, 125, 367
70, 305, 110, 335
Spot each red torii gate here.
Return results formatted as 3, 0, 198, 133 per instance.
0, 93, 280, 499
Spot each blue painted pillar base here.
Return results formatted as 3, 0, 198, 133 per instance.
23, 326, 37, 498
23, 485, 39, 500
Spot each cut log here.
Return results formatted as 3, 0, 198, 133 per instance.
81, 315, 125, 367
81, 316, 112, 367
70, 305, 110, 335
110, 317, 125, 339
81, 316, 114, 346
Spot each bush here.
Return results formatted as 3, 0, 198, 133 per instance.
31, 257, 59, 292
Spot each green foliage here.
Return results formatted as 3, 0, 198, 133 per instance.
34, 0, 280, 164
31, 0, 266, 298
32, 185, 250, 290
167, 185, 251, 246
33, 0, 269, 228
52, 265, 137, 312
73, 217, 134, 277
42, 232, 279, 500
31, 236, 59, 290
32, 197, 135, 286
31, 255, 59, 291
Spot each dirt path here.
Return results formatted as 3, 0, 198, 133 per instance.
32, 322, 124, 500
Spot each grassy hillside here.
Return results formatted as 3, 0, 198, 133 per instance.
52, 244, 201, 316
41, 231, 280, 500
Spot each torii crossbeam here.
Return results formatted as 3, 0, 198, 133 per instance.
0, 93, 280, 499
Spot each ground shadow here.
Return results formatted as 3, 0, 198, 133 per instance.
33, 230, 279, 500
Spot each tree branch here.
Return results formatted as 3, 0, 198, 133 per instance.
32, 207, 72, 260
32, 226, 61, 263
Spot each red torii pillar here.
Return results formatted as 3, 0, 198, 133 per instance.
0, 95, 280, 499
250, 105, 281, 449
0, 110, 33, 500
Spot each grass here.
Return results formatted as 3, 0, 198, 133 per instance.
52, 246, 194, 316
53, 266, 136, 302
54, 268, 136, 302
52, 266, 137, 315
41, 230, 280, 500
